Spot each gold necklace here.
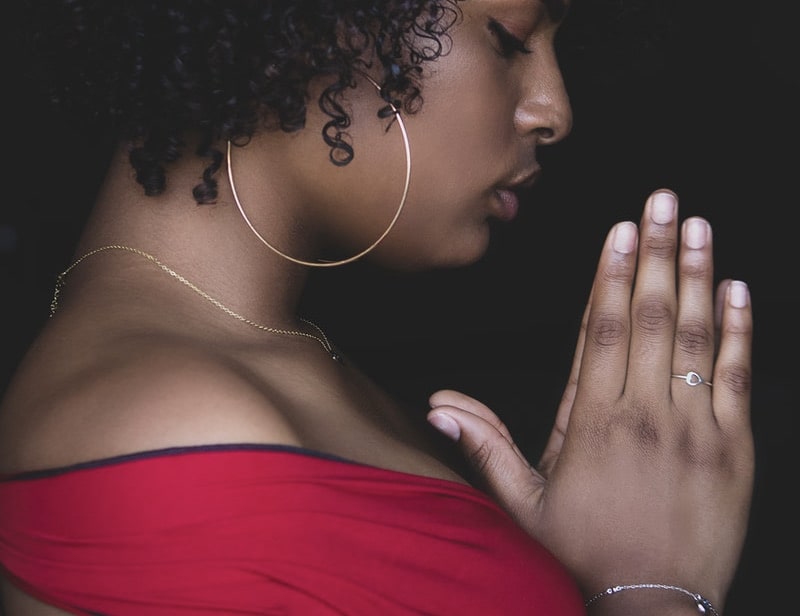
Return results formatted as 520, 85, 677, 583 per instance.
50, 245, 343, 362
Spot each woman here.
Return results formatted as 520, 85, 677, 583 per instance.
0, 1, 753, 614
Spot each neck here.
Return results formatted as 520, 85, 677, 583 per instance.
74, 142, 313, 328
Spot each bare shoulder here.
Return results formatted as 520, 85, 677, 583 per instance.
0, 333, 303, 473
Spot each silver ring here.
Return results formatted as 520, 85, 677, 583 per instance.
671, 371, 712, 387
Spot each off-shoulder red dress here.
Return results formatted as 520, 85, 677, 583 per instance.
0, 444, 585, 615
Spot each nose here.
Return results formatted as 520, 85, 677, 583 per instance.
514, 48, 572, 145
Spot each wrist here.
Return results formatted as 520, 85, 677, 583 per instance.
584, 584, 720, 616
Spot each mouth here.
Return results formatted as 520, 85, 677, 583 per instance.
492, 188, 520, 222
492, 167, 541, 222
507, 166, 541, 191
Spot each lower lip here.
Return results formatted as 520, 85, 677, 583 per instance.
493, 189, 519, 222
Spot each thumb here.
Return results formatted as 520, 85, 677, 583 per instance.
427, 390, 543, 529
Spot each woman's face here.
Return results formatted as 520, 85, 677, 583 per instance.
290, 0, 573, 269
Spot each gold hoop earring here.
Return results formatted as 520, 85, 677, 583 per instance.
227, 74, 411, 267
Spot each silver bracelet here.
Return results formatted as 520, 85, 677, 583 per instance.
585, 583, 719, 615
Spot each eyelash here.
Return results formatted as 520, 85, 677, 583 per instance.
487, 19, 531, 58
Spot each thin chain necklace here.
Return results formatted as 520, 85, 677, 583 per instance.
50, 245, 343, 362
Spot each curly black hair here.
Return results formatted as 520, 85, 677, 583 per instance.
22, 1, 462, 204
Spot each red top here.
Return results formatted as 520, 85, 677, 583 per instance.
0, 444, 585, 615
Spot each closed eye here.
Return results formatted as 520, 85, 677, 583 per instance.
488, 19, 531, 58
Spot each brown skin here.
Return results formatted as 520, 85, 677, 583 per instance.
429, 196, 754, 613
0, 0, 570, 473
237, 0, 571, 270
1, 1, 754, 614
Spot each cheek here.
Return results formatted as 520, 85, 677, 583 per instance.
411, 69, 517, 179
375, 193, 492, 268
402, 99, 509, 212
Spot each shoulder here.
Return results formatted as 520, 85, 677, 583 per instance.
0, 334, 303, 473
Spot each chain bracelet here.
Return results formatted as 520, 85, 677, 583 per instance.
585, 583, 719, 616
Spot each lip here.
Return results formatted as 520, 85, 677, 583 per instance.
493, 188, 520, 222
491, 166, 541, 222
507, 166, 541, 191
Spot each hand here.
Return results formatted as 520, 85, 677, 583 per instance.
427, 189, 754, 611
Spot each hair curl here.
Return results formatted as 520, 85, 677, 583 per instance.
23, 1, 461, 204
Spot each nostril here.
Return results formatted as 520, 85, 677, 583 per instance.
536, 127, 555, 140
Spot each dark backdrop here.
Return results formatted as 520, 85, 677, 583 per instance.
2, 1, 797, 613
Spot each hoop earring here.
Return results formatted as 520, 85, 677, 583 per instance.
227, 74, 411, 267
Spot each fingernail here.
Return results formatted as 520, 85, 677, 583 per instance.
729, 280, 748, 308
651, 191, 676, 224
684, 218, 709, 249
612, 221, 637, 254
428, 413, 461, 441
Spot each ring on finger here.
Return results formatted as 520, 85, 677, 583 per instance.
671, 371, 712, 387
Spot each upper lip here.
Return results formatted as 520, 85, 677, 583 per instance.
501, 165, 541, 191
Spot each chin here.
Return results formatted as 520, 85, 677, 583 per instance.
366, 246, 484, 272
366, 224, 492, 271
408, 241, 491, 272
434, 229, 492, 268
455, 227, 493, 264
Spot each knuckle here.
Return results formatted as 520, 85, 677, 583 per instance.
601, 257, 635, 283
678, 422, 750, 478
467, 439, 496, 476
642, 233, 677, 259
723, 319, 752, 337
676, 424, 730, 470
577, 402, 662, 455
632, 413, 661, 449
716, 363, 752, 395
634, 297, 673, 332
588, 314, 629, 347
679, 258, 710, 281
675, 319, 714, 355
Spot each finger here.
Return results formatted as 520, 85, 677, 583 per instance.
428, 389, 527, 463
714, 279, 731, 349
569, 219, 638, 414
569, 209, 638, 423
427, 395, 541, 525
712, 280, 753, 429
625, 190, 680, 394
539, 294, 590, 472
670, 216, 715, 410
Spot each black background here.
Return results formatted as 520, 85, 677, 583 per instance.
2, 1, 797, 613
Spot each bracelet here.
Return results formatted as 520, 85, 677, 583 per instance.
585, 583, 719, 615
